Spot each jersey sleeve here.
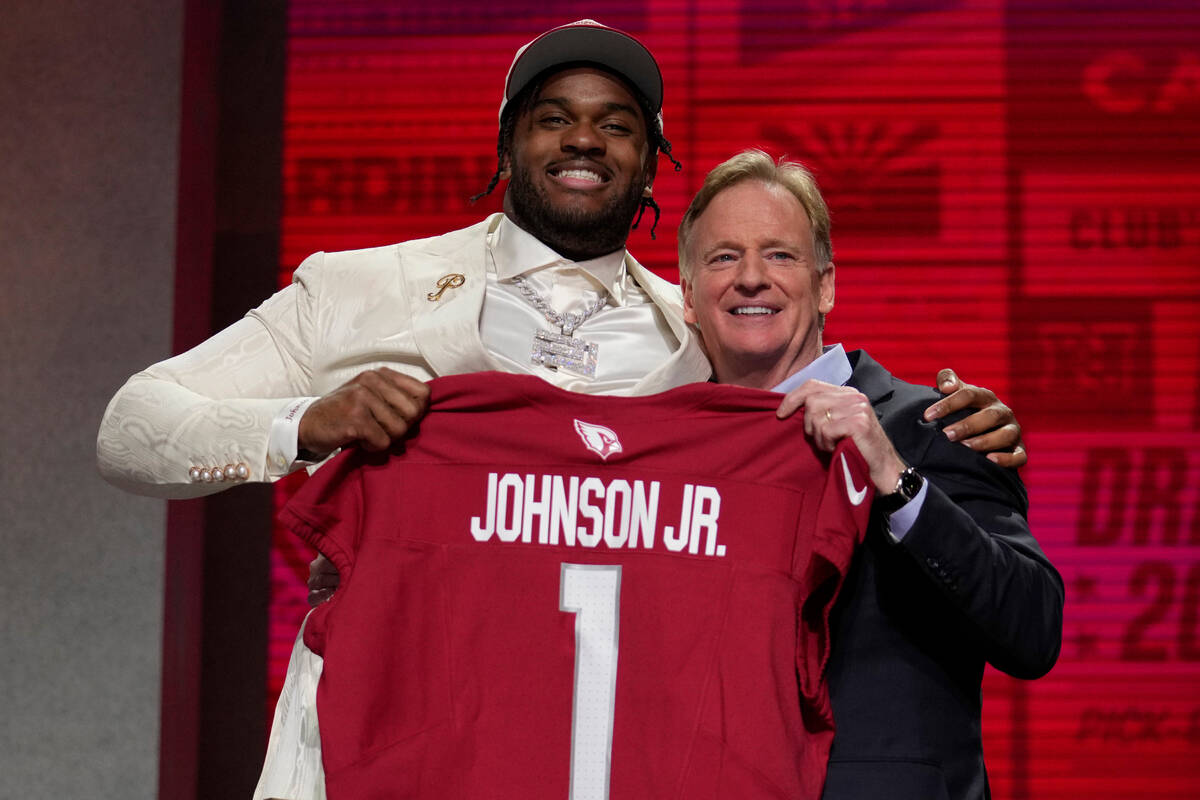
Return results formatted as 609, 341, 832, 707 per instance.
796, 438, 874, 727
278, 448, 369, 576
278, 448, 373, 658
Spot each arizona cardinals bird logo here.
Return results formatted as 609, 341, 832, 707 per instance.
573, 419, 623, 461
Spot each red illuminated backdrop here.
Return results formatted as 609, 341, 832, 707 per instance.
266, 2, 1200, 797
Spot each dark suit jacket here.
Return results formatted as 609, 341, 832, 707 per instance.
821, 350, 1064, 800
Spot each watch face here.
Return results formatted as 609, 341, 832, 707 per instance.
878, 468, 922, 514
897, 468, 923, 500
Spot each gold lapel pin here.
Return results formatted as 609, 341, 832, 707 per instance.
427, 273, 466, 301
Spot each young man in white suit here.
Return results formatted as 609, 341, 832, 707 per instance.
98, 22, 711, 499
97, 20, 1024, 800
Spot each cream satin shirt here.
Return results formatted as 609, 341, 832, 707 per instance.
481, 215, 679, 391
267, 216, 680, 472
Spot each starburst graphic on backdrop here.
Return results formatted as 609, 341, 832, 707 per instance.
761, 120, 942, 237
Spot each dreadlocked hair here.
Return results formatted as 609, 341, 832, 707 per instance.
470, 106, 521, 205
470, 65, 683, 237
631, 194, 661, 239
634, 116, 680, 240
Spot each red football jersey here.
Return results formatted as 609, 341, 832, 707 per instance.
284, 372, 873, 800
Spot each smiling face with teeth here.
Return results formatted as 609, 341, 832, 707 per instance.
502, 67, 656, 261
682, 180, 836, 390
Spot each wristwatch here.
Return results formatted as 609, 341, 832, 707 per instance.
876, 466, 924, 514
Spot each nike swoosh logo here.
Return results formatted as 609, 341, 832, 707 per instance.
841, 453, 868, 506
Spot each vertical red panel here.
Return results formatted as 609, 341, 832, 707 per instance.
162, 0, 221, 796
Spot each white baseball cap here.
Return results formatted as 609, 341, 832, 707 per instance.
499, 19, 664, 126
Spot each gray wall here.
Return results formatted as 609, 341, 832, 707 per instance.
0, 1, 183, 796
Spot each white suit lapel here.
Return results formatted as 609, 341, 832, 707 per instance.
624, 256, 713, 393
401, 216, 500, 378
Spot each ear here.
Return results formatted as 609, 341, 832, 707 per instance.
499, 150, 513, 181
681, 278, 698, 325
642, 144, 658, 192
818, 262, 836, 315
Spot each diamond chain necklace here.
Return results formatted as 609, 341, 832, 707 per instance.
511, 275, 608, 335
511, 274, 607, 377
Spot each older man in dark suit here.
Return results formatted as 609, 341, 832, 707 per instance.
678, 149, 1064, 800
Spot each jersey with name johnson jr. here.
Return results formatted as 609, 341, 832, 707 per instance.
283, 371, 874, 800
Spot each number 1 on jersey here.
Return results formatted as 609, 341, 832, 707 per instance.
559, 564, 621, 800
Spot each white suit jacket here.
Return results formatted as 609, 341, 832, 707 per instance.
97, 215, 711, 498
